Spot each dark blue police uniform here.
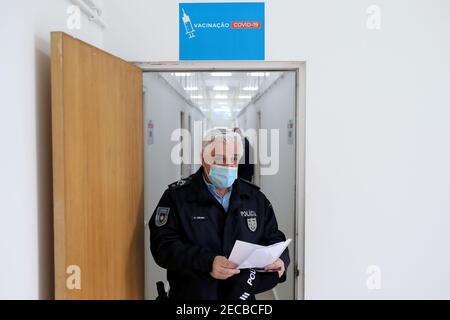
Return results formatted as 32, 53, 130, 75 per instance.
149, 167, 290, 300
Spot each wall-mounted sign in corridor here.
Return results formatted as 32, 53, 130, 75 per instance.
179, 2, 265, 60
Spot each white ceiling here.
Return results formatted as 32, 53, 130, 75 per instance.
161, 71, 283, 125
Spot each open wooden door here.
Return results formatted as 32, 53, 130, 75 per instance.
51, 32, 144, 299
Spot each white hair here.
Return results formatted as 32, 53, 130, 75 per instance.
202, 128, 244, 158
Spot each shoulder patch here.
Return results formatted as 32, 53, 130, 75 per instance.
168, 177, 192, 190
238, 178, 260, 190
155, 207, 170, 227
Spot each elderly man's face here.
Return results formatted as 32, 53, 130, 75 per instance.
202, 137, 242, 176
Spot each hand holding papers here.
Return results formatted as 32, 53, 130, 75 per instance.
228, 239, 291, 269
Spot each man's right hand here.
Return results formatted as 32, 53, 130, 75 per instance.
210, 256, 240, 280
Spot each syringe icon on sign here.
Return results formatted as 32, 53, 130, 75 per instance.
182, 9, 195, 39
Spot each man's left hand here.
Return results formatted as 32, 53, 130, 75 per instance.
264, 258, 285, 278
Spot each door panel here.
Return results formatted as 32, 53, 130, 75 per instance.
51, 32, 144, 299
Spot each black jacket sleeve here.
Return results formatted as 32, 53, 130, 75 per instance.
262, 197, 290, 283
224, 269, 280, 300
149, 190, 217, 278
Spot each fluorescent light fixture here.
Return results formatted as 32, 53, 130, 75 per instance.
185, 86, 199, 91
211, 72, 233, 77
214, 111, 231, 115
248, 72, 270, 77
190, 95, 203, 99
243, 86, 258, 91
214, 94, 228, 99
172, 72, 193, 77
238, 95, 252, 99
232, 108, 241, 112
213, 85, 230, 91
218, 101, 228, 105
214, 107, 230, 112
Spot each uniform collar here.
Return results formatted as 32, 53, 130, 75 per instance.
202, 173, 232, 198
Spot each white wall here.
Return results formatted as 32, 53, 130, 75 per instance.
2, 0, 449, 300
237, 72, 297, 299
143, 73, 204, 299
0, 0, 103, 299
103, 0, 450, 299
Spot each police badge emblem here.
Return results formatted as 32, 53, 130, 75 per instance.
247, 217, 257, 232
155, 207, 170, 227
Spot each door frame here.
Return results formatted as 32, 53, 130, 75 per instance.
135, 61, 306, 300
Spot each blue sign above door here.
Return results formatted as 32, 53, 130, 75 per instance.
179, 2, 265, 60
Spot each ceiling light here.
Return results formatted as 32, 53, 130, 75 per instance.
248, 72, 270, 77
214, 107, 230, 112
238, 95, 252, 99
243, 86, 258, 91
214, 94, 228, 99
211, 72, 233, 77
214, 111, 232, 115
190, 95, 203, 99
213, 85, 230, 91
173, 72, 193, 77
185, 86, 199, 91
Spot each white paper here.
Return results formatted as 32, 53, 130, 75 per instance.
228, 239, 292, 269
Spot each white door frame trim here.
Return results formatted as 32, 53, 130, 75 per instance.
135, 61, 306, 300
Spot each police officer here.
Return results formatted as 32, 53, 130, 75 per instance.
150, 128, 290, 300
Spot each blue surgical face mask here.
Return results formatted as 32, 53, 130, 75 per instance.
208, 165, 238, 189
